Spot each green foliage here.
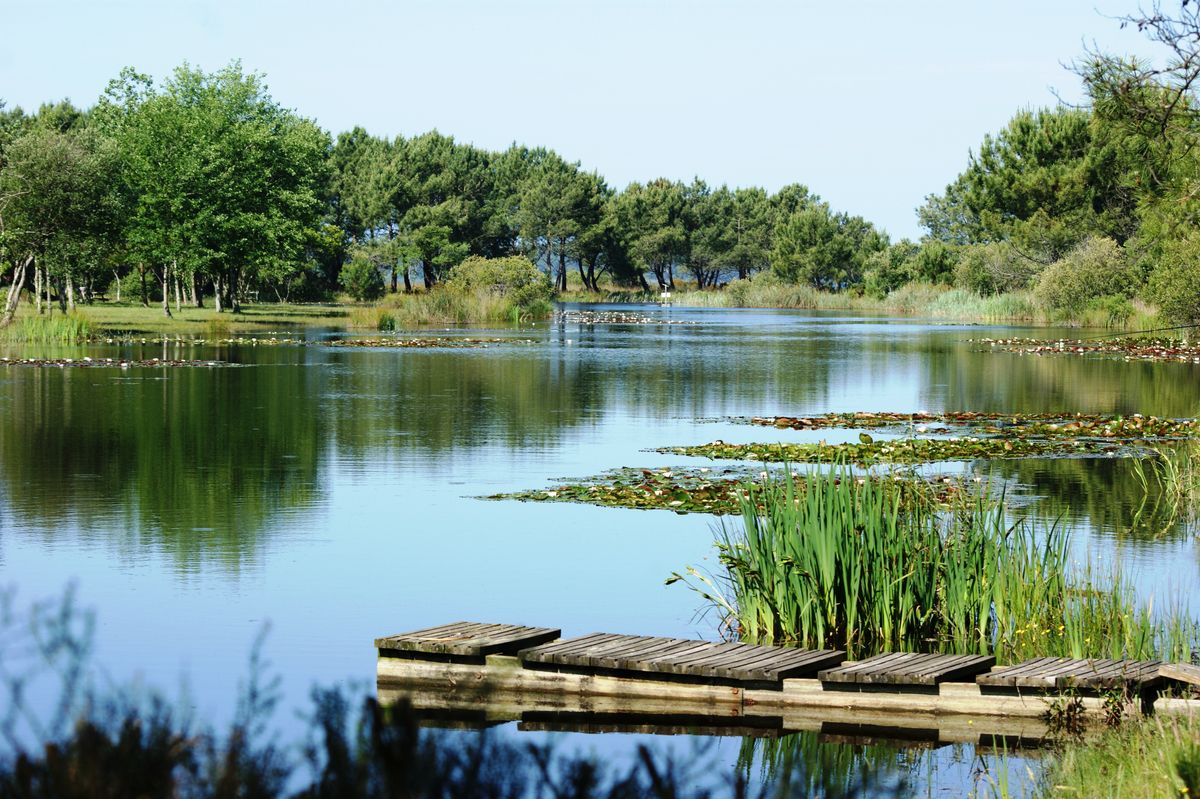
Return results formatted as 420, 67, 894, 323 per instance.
919, 107, 1134, 260
1034, 236, 1136, 319
445, 254, 552, 313
1147, 235, 1200, 325
953, 242, 1039, 296
338, 258, 385, 302
770, 203, 886, 290
862, 240, 918, 298
107, 63, 330, 311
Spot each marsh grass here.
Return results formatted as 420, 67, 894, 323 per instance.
0, 314, 93, 345
678, 466, 1199, 662
1041, 714, 1200, 798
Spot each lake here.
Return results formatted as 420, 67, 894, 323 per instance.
2, 303, 1196, 796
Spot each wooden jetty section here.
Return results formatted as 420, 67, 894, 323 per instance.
375, 622, 1200, 747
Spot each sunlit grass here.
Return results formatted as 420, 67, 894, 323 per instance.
0, 313, 92, 344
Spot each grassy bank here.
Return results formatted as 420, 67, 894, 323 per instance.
565, 280, 1160, 328
0, 302, 348, 341
1037, 715, 1200, 798
678, 467, 1197, 662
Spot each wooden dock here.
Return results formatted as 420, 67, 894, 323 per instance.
375, 622, 1200, 746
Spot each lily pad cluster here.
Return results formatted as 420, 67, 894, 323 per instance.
326, 337, 534, 349
555, 310, 696, 326
975, 337, 1200, 364
0, 357, 231, 368
655, 437, 1128, 466
749, 411, 1200, 440
487, 466, 970, 515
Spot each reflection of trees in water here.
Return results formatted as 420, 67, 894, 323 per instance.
925, 345, 1200, 417
924, 345, 1200, 542
984, 456, 1194, 545
0, 355, 324, 575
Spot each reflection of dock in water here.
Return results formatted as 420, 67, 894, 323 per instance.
375, 622, 1200, 749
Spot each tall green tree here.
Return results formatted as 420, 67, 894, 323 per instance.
112, 62, 330, 313
771, 202, 887, 290
918, 107, 1139, 262
614, 179, 686, 290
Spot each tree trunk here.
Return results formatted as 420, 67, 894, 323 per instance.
34, 264, 43, 314
139, 265, 149, 307
161, 263, 172, 318
422, 261, 433, 290
557, 247, 567, 292
230, 268, 241, 313
214, 275, 224, 312
65, 273, 76, 312
114, 269, 121, 303
402, 263, 412, 293
174, 265, 182, 314
577, 259, 589, 292
638, 272, 651, 292
1, 254, 32, 326
192, 274, 203, 308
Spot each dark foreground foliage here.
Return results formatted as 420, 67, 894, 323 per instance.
0, 590, 906, 799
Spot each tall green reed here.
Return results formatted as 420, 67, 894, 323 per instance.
678, 466, 1198, 663
0, 313, 93, 344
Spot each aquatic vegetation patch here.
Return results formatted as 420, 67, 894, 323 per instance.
0, 356, 233, 368
555, 309, 697, 325
976, 336, 1200, 363
487, 466, 970, 515
656, 437, 1128, 465
744, 411, 1200, 440
326, 336, 536, 348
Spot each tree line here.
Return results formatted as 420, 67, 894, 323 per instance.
0, 62, 887, 319
5, 3, 1200, 324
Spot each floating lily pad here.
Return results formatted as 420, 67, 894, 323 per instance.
0, 357, 234, 368
744, 411, 1200, 440
326, 337, 534, 348
555, 310, 696, 325
656, 437, 1132, 465
975, 336, 1200, 364
485, 466, 972, 515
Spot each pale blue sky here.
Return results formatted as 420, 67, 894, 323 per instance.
0, 0, 1161, 238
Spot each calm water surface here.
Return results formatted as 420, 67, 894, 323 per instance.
2, 304, 1197, 796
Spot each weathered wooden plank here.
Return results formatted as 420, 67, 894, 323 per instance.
980, 657, 1162, 690
520, 633, 843, 684
1161, 662, 1200, 687
820, 653, 994, 686
376, 622, 560, 658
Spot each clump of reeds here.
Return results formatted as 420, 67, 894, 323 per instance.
0, 313, 93, 345
681, 466, 1198, 662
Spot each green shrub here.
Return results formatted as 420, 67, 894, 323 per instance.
1147, 235, 1200, 326
446, 255, 552, 314
1034, 236, 1135, 319
909, 240, 959, 285
953, 242, 1040, 296
862, 242, 916, 299
338, 258, 385, 302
